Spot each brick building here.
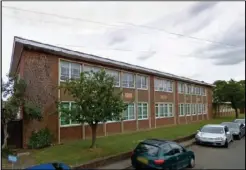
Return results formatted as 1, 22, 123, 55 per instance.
10, 37, 214, 148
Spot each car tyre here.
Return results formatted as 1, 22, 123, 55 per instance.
224, 140, 229, 148
188, 157, 195, 168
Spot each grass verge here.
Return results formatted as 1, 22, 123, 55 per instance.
31, 116, 237, 166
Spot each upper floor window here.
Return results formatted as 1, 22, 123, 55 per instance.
106, 69, 120, 87
178, 82, 185, 93
83, 65, 100, 73
60, 60, 81, 81
155, 78, 173, 92
136, 75, 148, 89
122, 72, 135, 88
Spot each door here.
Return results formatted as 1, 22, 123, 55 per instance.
169, 143, 189, 169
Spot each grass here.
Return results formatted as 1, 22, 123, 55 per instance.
28, 116, 239, 166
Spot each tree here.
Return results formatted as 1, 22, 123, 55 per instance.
59, 69, 127, 148
223, 79, 245, 118
212, 80, 227, 117
1, 74, 42, 149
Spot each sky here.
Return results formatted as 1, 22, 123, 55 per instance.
2, 1, 245, 83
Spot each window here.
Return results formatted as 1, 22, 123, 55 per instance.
123, 103, 135, 120
203, 104, 207, 114
192, 104, 196, 115
122, 73, 135, 88
155, 79, 173, 92
186, 104, 191, 116
178, 83, 185, 93
197, 104, 202, 115
191, 86, 194, 95
155, 103, 173, 118
83, 65, 100, 77
60, 61, 81, 81
136, 75, 148, 89
161, 144, 173, 156
138, 103, 148, 119
106, 69, 120, 87
179, 104, 185, 116
135, 143, 159, 157
169, 143, 185, 153
187, 85, 191, 94
60, 102, 80, 126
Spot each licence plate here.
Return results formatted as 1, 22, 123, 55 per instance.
137, 157, 148, 164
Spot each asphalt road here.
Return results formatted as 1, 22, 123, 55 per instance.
127, 137, 245, 169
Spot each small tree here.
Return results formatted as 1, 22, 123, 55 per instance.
59, 69, 126, 148
1, 74, 42, 149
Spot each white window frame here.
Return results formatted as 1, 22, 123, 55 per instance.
136, 75, 148, 90
179, 103, 185, 116
123, 103, 135, 121
155, 102, 174, 118
155, 78, 173, 92
60, 60, 81, 82
60, 101, 81, 127
122, 72, 135, 88
178, 82, 185, 94
106, 69, 120, 87
137, 103, 148, 120
186, 103, 191, 116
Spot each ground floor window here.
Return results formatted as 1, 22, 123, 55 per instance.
123, 103, 135, 120
138, 103, 148, 119
60, 102, 80, 126
155, 103, 174, 118
179, 104, 185, 116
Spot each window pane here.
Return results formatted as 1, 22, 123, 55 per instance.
164, 104, 168, 117
71, 63, 80, 80
155, 104, 159, 117
60, 61, 70, 81
143, 104, 148, 118
129, 104, 135, 119
169, 104, 173, 116
60, 102, 70, 125
138, 104, 143, 119
71, 103, 80, 124
136, 76, 142, 89
122, 73, 134, 88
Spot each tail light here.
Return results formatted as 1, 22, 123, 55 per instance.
154, 159, 165, 165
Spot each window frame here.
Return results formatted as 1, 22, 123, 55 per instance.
155, 102, 174, 118
154, 78, 173, 93
105, 69, 120, 87
60, 60, 82, 82
59, 101, 81, 127
137, 102, 148, 120
122, 72, 135, 88
136, 75, 148, 90
178, 103, 185, 116
123, 103, 136, 121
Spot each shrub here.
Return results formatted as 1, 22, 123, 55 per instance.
2, 147, 15, 158
28, 128, 53, 149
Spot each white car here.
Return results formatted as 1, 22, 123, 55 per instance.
195, 124, 233, 148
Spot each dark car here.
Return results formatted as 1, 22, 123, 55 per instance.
131, 139, 195, 170
221, 122, 245, 139
25, 162, 71, 170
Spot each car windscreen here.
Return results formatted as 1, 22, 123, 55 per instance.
221, 123, 239, 129
200, 126, 224, 134
234, 119, 245, 124
135, 143, 159, 157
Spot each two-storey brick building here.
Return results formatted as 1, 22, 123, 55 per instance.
9, 37, 214, 147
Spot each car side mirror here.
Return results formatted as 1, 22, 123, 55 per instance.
226, 132, 230, 135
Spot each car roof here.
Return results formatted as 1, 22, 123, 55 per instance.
234, 119, 245, 121
142, 139, 173, 147
204, 124, 225, 128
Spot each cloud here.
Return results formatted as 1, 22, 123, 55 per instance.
189, 2, 218, 16
137, 51, 156, 60
106, 29, 128, 46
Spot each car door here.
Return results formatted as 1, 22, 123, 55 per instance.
224, 126, 231, 141
160, 144, 176, 169
169, 143, 189, 169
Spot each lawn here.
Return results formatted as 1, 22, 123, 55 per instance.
27, 116, 238, 166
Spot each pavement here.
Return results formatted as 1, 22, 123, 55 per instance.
98, 137, 245, 169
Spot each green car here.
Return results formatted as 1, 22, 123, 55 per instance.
131, 139, 195, 170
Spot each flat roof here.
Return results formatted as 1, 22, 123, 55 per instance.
10, 36, 215, 87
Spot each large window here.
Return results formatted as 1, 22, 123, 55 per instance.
136, 75, 148, 89
122, 73, 135, 88
106, 69, 120, 87
60, 61, 81, 81
179, 104, 185, 116
155, 103, 173, 118
60, 102, 80, 126
155, 79, 173, 92
123, 103, 135, 120
138, 103, 148, 119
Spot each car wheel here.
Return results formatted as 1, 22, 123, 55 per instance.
224, 140, 229, 148
188, 157, 195, 168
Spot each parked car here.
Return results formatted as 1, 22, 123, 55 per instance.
195, 124, 233, 148
131, 139, 195, 170
25, 162, 71, 170
221, 122, 245, 139
233, 119, 245, 126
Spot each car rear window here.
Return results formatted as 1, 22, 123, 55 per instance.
135, 143, 159, 157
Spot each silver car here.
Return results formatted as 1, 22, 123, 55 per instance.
195, 124, 233, 148
233, 119, 245, 126
221, 122, 245, 139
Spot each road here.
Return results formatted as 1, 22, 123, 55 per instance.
127, 137, 245, 169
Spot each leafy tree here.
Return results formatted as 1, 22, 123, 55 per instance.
59, 69, 127, 148
212, 80, 227, 117
1, 74, 42, 149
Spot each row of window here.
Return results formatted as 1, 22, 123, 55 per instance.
178, 83, 206, 96
178, 103, 207, 116
60, 60, 148, 89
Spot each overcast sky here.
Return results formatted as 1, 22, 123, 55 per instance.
2, 1, 245, 83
